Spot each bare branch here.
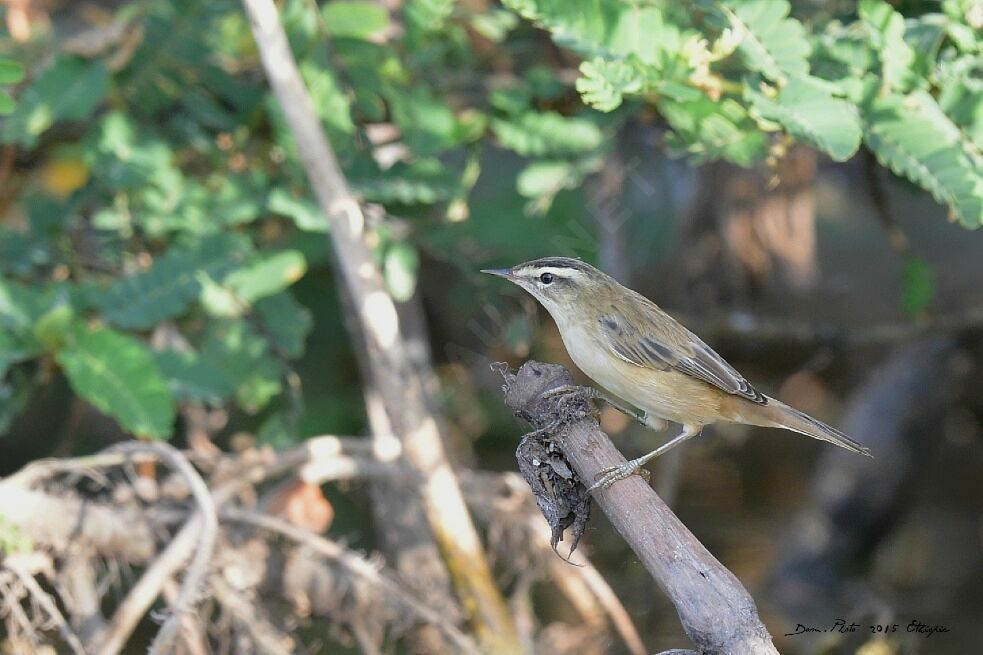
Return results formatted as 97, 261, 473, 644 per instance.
210, 576, 294, 655
500, 361, 780, 655
4, 556, 86, 655
98, 442, 218, 655
239, 0, 518, 649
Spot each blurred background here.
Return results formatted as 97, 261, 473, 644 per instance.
1, 0, 982, 653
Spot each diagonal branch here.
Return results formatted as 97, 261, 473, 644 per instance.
501, 361, 780, 655
239, 0, 519, 650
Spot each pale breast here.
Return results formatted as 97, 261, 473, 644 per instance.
558, 321, 723, 426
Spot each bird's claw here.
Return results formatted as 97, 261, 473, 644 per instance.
587, 460, 650, 492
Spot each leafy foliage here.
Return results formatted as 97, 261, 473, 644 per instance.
746, 75, 862, 162
57, 325, 175, 439
2, 57, 108, 146
0, 0, 980, 446
0, 58, 24, 115
862, 90, 983, 226
95, 234, 251, 329
502, 0, 981, 225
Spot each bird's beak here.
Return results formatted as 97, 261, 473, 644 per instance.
480, 268, 513, 279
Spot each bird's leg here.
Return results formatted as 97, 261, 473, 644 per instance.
542, 384, 650, 427
588, 424, 702, 492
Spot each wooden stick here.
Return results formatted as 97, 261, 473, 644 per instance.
239, 0, 519, 650
502, 361, 780, 655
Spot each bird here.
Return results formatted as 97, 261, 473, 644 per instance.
482, 256, 872, 490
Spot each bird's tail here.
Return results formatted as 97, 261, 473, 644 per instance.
748, 397, 872, 457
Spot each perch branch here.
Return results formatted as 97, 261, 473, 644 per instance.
240, 0, 518, 649
501, 361, 779, 655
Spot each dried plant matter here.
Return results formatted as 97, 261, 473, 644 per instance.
0, 440, 479, 654
0, 432, 649, 654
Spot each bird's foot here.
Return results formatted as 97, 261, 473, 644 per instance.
587, 458, 652, 492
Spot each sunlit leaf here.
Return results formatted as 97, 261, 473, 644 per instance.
576, 58, 643, 112
859, 0, 918, 92
96, 234, 251, 329
224, 250, 307, 305
863, 91, 983, 226
57, 325, 175, 439
746, 74, 862, 161
255, 292, 313, 359
322, 1, 390, 39
492, 111, 603, 157
383, 243, 419, 302
199, 320, 281, 413
1, 57, 109, 147
153, 349, 236, 403
715, 0, 810, 82
0, 59, 24, 85
268, 188, 328, 232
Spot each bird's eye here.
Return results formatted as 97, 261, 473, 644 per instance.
539, 272, 554, 285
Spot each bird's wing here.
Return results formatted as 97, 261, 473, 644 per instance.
599, 296, 767, 405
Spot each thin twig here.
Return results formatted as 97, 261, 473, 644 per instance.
4, 558, 87, 655
221, 507, 482, 655
210, 576, 294, 655
569, 557, 647, 655
97, 442, 219, 655
239, 0, 518, 649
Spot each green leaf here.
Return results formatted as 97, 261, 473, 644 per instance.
350, 160, 461, 204
383, 243, 419, 302
322, 1, 390, 39
0, 59, 24, 117
863, 91, 983, 227
255, 292, 312, 359
1, 57, 109, 147
492, 111, 603, 157
152, 349, 236, 403
859, 0, 918, 93
937, 55, 983, 154
224, 250, 307, 305
268, 189, 328, 232
0, 91, 14, 116
96, 234, 251, 329
718, 0, 810, 82
405, 0, 455, 36
0, 59, 24, 84
576, 58, 643, 112
659, 96, 768, 166
0, 375, 33, 435
199, 320, 281, 413
300, 59, 356, 137
0, 278, 64, 361
57, 325, 175, 439
746, 74, 862, 162
32, 299, 74, 351
902, 256, 935, 316
517, 160, 576, 198
387, 87, 464, 156
502, 0, 669, 64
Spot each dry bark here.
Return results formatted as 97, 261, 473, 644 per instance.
239, 0, 520, 650
500, 361, 780, 655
